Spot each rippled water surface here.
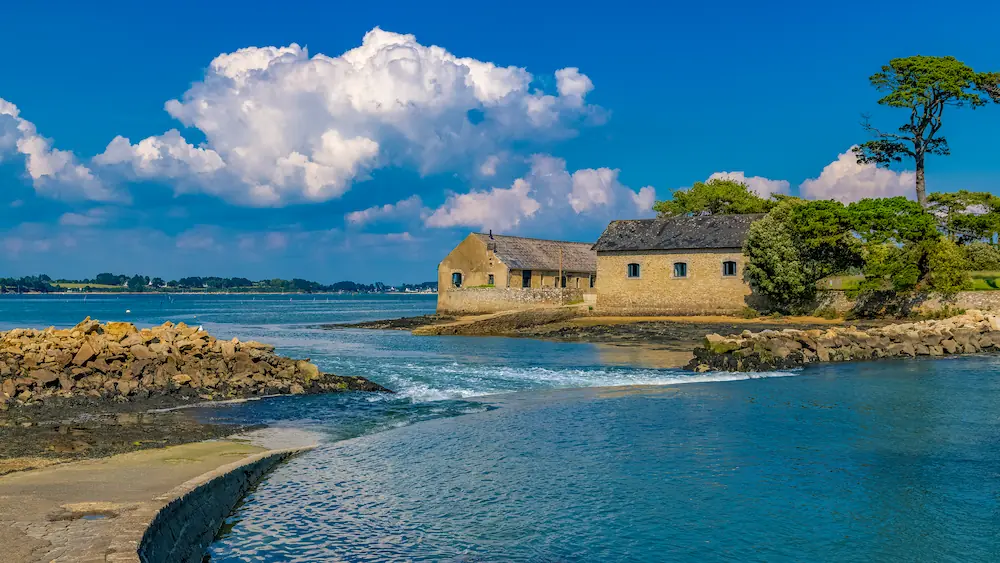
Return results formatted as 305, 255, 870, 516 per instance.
3, 295, 998, 561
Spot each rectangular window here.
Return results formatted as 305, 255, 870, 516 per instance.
722, 261, 737, 277
452, 272, 463, 287
673, 262, 688, 278
590, 274, 596, 288
522, 270, 532, 288
561, 275, 567, 288
488, 274, 495, 285
627, 263, 641, 278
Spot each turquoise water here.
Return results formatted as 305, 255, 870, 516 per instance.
3, 295, 998, 561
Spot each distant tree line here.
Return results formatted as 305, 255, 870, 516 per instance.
0, 273, 437, 294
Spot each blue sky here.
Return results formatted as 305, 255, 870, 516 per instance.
2, 0, 999, 283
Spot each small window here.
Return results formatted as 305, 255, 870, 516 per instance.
590, 274, 596, 288
722, 261, 737, 277
522, 270, 532, 288
452, 272, 463, 287
627, 263, 641, 278
561, 275, 567, 288
673, 262, 688, 278
488, 274, 495, 286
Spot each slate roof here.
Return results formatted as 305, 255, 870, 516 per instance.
474, 233, 597, 273
592, 214, 765, 252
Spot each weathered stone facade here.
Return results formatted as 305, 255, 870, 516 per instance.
595, 249, 751, 314
592, 214, 762, 315
436, 287, 587, 314
437, 233, 596, 314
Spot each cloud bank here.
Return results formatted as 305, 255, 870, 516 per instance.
94, 28, 599, 207
426, 154, 656, 231
0, 98, 118, 202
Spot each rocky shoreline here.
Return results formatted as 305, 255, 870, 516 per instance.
0, 318, 390, 471
687, 311, 1000, 372
1, 317, 389, 409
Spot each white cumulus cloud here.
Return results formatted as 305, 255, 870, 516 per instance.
345, 194, 428, 226
0, 98, 119, 202
707, 171, 790, 199
426, 154, 655, 231
95, 28, 597, 207
799, 148, 915, 202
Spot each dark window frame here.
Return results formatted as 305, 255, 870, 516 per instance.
522, 270, 532, 288
722, 261, 737, 277
452, 272, 463, 287
488, 274, 495, 286
673, 262, 688, 278
627, 263, 641, 278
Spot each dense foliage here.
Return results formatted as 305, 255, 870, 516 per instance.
855, 56, 999, 205
743, 192, 999, 313
653, 178, 776, 216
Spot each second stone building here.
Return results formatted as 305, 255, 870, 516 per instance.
592, 214, 763, 315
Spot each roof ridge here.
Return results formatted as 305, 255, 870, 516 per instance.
474, 233, 594, 245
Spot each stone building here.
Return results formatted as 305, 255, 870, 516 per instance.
437, 232, 597, 313
592, 214, 763, 314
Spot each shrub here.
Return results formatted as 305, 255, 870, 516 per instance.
962, 241, 1000, 270
739, 306, 760, 319
814, 307, 840, 320
925, 239, 972, 296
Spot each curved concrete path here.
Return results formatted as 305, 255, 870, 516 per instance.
0, 429, 315, 563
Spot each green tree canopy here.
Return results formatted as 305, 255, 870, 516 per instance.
847, 197, 938, 244
653, 178, 776, 216
927, 190, 1000, 242
742, 214, 813, 312
854, 56, 999, 205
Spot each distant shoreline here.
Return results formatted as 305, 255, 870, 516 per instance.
0, 291, 438, 296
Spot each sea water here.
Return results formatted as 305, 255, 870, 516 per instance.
2, 295, 997, 561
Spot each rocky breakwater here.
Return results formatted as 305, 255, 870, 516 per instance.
687, 311, 1000, 372
0, 317, 389, 408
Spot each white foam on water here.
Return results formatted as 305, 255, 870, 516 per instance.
383, 364, 801, 403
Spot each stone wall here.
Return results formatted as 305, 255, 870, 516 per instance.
815, 290, 1000, 315
437, 287, 587, 314
136, 447, 310, 563
595, 249, 751, 314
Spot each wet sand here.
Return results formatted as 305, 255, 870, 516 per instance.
0, 397, 255, 476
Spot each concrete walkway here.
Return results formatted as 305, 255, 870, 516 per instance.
0, 440, 265, 562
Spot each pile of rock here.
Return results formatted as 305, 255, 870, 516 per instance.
1, 318, 389, 407
687, 311, 1000, 372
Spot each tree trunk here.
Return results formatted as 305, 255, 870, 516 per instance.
915, 151, 926, 206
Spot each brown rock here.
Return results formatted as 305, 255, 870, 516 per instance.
120, 334, 143, 347
941, 339, 959, 354
171, 374, 192, 386
90, 357, 111, 373
73, 342, 97, 366
29, 369, 59, 386
130, 345, 156, 360
104, 322, 137, 342
1, 379, 14, 398
297, 360, 320, 381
